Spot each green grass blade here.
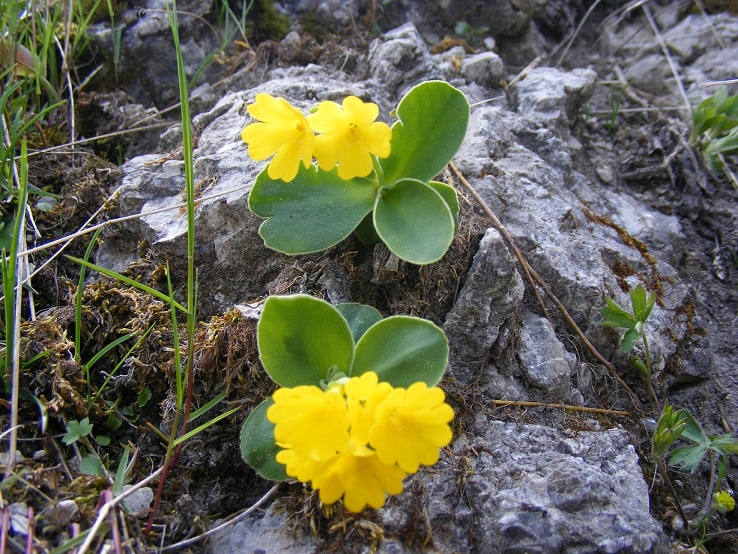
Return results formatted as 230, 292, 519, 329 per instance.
189, 391, 226, 422
65, 255, 187, 313
82, 332, 137, 374
171, 406, 240, 447
89, 325, 154, 409
76, 227, 102, 365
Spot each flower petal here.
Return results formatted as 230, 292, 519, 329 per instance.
369, 383, 454, 473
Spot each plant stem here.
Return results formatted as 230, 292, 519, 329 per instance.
145, 0, 198, 533
656, 456, 689, 530
703, 449, 717, 515
641, 332, 661, 414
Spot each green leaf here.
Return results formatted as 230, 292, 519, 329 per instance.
352, 316, 449, 387
599, 297, 636, 329
427, 180, 460, 233
63, 418, 94, 445
189, 392, 226, 422
79, 454, 106, 476
240, 399, 288, 481
248, 165, 377, 254
669, 444, 708, 473
680, 411, 709, 446
258, 295, 355, 387
171, 407, 239, 447
94, 435, 111, 446
381, 81, 470, 184
353, 212, 380, 244
710, 433, 738, 455
629, 285, 647, 321
374, 178, 455, 265
137, 387, 152, 407
336, 303, 383, 343
620, 328, 639, 354
113, 447, 131, 496
106, 415, 122, 431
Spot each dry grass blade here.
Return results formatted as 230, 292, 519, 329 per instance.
76, 467, 163, 554
554, 0, 605, 67
449, 162, 642, 410
492, 400, 630, 416
642, 3, 691, 116
154, 483, 280, 552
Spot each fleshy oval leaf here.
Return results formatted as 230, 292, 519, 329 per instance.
336, 303, 383, 343
373, 178, 455, 265
351, 316, 449, 387
240, 399, 288, 481
258, 295, 354, 387
248, 165, 376, 254
381, 80, 470, 183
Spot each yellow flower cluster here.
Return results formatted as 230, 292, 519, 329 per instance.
266, 372, 454, 512
242, 93, 391, 182
714, 490, 735, 513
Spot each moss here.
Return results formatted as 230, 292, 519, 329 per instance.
246, 0, 290, 44
581, 204, 671, 304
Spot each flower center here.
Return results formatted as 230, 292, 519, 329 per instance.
346, 122, 360, 143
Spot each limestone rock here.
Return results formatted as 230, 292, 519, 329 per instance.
517, 312, 571, 401
443, 228, 524, 387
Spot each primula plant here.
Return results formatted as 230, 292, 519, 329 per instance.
240, 294, 454, 512
242, 81, 470, 265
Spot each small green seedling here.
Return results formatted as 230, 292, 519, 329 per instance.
653, 404, 738, 533
689, 87, 738, 172
600, 284, 658, 411
62, 417, 94, 446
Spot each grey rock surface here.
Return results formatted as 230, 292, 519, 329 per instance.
460, 51, 505, 87
518, 312, 571, 401
443, 228, 524, 388
378, 0, 548, 40
89, 0, 219, 107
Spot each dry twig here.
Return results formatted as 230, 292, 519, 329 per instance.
449, 162, 642, 410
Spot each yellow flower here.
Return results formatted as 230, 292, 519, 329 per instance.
370, 382, 454, 473
267, 385, 349, 482
714, 490, 735, 513
267, 372, 453, 512
311, 442, 406, 512
308, 96, 392, 180
241, 93, 315, 182
344, 371, 392, 445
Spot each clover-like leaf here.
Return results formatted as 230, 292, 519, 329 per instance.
257, 295, 355, 387
240, 399, 288, 481
374, 178, 455, 265
63, 417, 93, 445
248, 165, 377, 255
381, 81, 469, 184
352, 316, 449, 387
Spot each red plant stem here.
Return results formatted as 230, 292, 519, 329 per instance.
25, 506, 34, 554
144, 353, 196, 534
1, 507, 9, 554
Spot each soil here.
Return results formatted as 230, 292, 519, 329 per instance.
3, 0, 738, 553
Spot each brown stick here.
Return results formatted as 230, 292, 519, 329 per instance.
449, 162, 642, 410
492, 399, 630, 416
